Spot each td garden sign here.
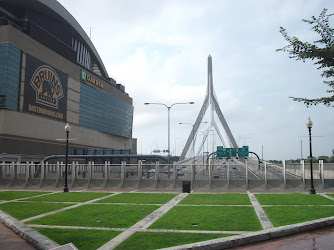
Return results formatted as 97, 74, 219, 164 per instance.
80, 69, 103, 89
23, 54, 68, 121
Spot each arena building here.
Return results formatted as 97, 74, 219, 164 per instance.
0, 0, 134, 162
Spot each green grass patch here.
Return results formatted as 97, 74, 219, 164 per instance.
34, 227, 120, 250
94, 193, 177, 204
255, 193, 334, 205
149, 206, 262, 231
179, 193, 251, 205
27, 204, 159, 228
327, 194, 334, 198
115, 232, 231, 250
264, 206, 334, 227
25, 192, 111, 202
0, 191, 50, 201
0, 202, 72, 220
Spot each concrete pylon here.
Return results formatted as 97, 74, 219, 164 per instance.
179, 55, 238, 160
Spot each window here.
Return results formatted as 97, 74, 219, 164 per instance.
79, 83, 133, 138
0, 43, 21, 110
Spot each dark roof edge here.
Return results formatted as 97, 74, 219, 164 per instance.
38, 0, 109, 78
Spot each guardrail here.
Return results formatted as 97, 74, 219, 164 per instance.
0, 160, 333, 191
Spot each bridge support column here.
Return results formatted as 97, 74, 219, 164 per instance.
227, 160, 230, 190
138, 160, 143, 179
245, 160, 248, 190
209, 160, 212, 190
72, 162, 76, 183
320, 160, 324, 190
264, 161, 267, 190
283, 160, 286, 190
40, 162, 45, 187
301, 160, 305, 190
25, 162, 29, 183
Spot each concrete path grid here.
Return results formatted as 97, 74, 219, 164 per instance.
0, 189, 334, 249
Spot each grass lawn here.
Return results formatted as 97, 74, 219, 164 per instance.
115, 232, 232, 250
27, 204, 159, 228
95, 193, 177, 204
149, 206, 262, 231
0, 191, 50, 201
179, 193, 251, 205
263, 206, 334, 227
25, 192, 111, 202
327, 194, 334, 199
255, 193, 334, 205
0, 202, 73, 220
33, 228, 121, 250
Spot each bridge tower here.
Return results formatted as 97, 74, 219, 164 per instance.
179, 55, 238, 160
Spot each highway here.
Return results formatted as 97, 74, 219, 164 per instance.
174, 157, 301, 180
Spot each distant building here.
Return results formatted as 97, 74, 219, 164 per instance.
0, 0, 134, 162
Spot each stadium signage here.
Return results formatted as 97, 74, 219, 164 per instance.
80, 69, 104, 89
30, 66, 63, 108
23, 54, 68, 121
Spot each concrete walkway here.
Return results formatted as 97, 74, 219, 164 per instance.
247, 191, 273, 230
0, 222, 35, 250
97, 193, 189, 250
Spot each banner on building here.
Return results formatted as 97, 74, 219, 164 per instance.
23, 54, 68, 121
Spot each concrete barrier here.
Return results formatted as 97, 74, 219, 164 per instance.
266, 179, 284, 190
286, 179, 304, 190
104, 179, 122, 189
88, 179, 105, 189
192, 179, 210, 191
9, 178, 26, 189
210, 180, 229, 191
139, 179, 157, 190
26, 179, 42, 189
228, 180, 247, 190
41, 179, 57, 189
248, 179, 266, 190
156, 180, 174, 190
71, 179, 88, 189
121, 179, 140, 190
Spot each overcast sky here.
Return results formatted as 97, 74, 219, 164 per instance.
58, 0, 334, 160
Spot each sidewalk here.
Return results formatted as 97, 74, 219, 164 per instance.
232, 225, 334, 249
0, 223, 35, 250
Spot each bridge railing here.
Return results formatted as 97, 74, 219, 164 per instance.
1, 160, 334, 189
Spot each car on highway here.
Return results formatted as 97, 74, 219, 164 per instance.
177, 170, 184, 176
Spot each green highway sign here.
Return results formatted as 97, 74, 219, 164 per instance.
217, 146, 249, 158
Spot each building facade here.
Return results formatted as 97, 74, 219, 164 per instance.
0, 0, 134, 162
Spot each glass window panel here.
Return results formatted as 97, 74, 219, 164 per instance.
79, 83, 133, 138
0, 43, 21, 111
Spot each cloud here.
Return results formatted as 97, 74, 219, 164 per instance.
58, 0, 334, 159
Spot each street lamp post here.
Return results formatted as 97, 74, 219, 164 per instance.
306, 117, 316, 194
64, 123, 71, 193
145, 102, 194, 177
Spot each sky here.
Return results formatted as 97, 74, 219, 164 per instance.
58, 0, 334, 160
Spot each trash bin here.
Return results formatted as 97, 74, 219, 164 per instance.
182, 181, 191, 193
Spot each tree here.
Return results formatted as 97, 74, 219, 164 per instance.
277, 8, 334, 107
318, 155, 329, 163
330, 156, 334, 163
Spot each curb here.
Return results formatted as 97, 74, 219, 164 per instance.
160, 216, 334, 249
0, 210, 60, 250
